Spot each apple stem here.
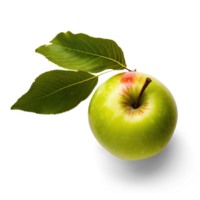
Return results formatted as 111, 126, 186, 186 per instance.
124, 67, 136, 72
134, 77, 152, 109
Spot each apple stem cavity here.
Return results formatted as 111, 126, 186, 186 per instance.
134, 77, 152, 109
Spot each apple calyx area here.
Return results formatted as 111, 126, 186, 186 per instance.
134, 77, 152, 109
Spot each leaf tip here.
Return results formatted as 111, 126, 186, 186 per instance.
33, 46, 38, 54
8, 103, 15, 111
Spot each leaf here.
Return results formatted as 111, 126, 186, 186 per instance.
11, 70, 98, 114
35, 31, 126, 73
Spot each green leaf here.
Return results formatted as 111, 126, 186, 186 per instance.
11, 70, 98, 114
35, 31, 126, 73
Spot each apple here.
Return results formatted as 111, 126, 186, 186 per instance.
88, 71, 178, 160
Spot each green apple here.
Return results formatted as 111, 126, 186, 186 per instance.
88, 71, 178, 160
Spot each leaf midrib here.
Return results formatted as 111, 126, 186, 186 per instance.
14, 75, 97, 107
50, 43, 126, 68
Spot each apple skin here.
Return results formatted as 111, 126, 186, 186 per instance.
88, 72, 178, 160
